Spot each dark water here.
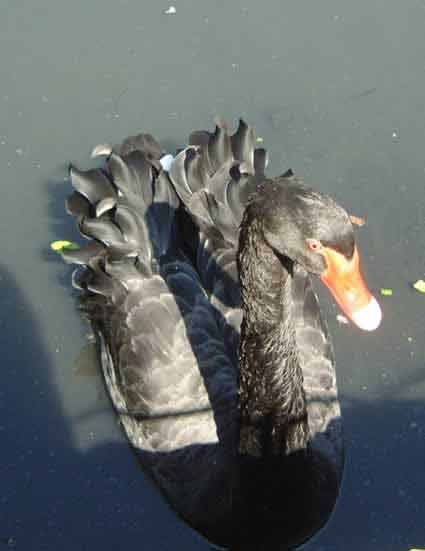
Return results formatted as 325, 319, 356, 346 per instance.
1, 1, 425, 549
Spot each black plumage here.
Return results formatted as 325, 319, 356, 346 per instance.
63, 119, 368, 550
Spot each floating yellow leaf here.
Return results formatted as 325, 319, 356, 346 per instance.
413, 279, 425, 293
380, 288, 393, 296
50, 240, 80, 252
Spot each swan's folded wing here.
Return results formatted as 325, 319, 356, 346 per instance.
96, 262, 238, 453
65, 143, 238, 454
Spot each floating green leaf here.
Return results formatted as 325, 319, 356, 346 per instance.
50, 240, 80, 253
413, 279, 425, 293
380, 288, 393, 296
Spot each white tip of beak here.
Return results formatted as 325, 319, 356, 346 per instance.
351, 297, 382, 331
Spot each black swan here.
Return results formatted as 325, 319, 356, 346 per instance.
63, 119, 381, 550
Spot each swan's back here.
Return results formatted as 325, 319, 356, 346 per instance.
64, 121, 343, 549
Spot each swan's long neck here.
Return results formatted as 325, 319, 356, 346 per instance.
237, 217, 309, 457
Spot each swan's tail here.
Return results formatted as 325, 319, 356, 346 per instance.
63, 133, 180, 311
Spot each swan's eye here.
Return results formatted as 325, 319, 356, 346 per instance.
306, 238, 323, 252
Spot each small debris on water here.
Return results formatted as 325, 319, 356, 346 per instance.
336, 314, 349, 325
380, 288, 393, 296
256, 136, 264, 144
50, 240, 80, 253
164, 6, 176, 14
413, 279, 425, 293
349, 214, 365, 227
391, 129, 400, 142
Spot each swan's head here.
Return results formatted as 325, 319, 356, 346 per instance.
248, 178, 382, 331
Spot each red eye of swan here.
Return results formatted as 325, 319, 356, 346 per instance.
306, 239, 322, 252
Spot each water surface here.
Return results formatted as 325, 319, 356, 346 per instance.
1, 1, 425, 549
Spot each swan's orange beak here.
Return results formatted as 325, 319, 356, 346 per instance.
320, 245, 382, 331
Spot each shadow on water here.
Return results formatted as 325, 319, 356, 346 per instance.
0, 260, 203, 550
